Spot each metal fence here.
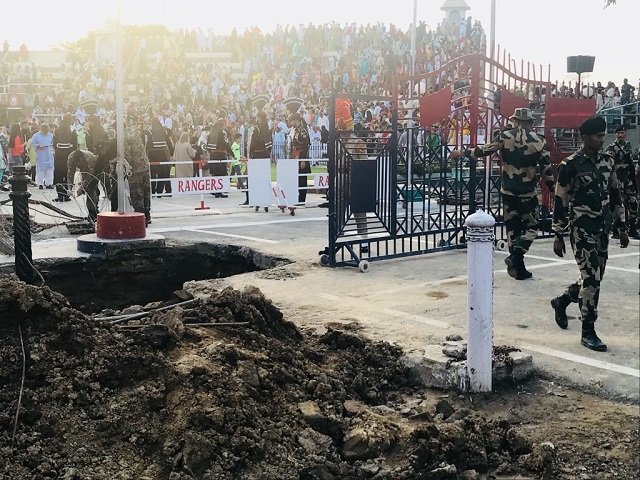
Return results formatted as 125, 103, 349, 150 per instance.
265, 139, 327, 164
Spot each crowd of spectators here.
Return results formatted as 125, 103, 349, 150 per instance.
1, 18, 485, 147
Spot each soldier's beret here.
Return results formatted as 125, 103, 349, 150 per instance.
615, 125, 626, 133
578, 116, 606, 136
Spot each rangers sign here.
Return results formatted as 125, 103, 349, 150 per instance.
170, 176, 230, 195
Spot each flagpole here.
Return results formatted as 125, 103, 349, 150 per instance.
115, 0, 126, 213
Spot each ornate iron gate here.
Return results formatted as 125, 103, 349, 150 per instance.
323, 94, 484, 270
323, 51, 592, 269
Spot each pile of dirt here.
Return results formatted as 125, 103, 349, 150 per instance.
0, 275, 637, 480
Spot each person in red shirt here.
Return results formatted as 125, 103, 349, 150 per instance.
8, 124, 25, 175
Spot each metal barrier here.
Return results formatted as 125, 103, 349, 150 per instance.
147, 157, 328, 214
270, 139, 327, 164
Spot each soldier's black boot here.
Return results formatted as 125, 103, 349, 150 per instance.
519, 255, 533, 279
581, 321, 607, 352
550, 294, 571, 329
504, 254, 517, 278
505, 252, 530, 280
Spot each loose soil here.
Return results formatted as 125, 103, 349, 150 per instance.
0, 275, 637, 480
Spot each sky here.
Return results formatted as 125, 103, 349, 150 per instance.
3, 0, 637, 84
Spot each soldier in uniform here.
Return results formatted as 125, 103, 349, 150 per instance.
605, 125, 638, 239
207, 118, 232, 198
246, 112, 273, 205
52, 114, 77, 202
456, 107, 555, 279
550, 117, 629, 352
126, 117, 152, 225
147, 117, 172, 196
67, 148, 100, 221
85, 115, 108, 154
290, 113, 311, 204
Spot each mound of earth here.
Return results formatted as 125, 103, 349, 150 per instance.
0, 275, 637, 480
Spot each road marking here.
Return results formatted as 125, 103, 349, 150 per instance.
605, 266, 639, 273
496, 250, 639, 274
521, 343, 640, 378
610, 252, 640, 259
185, 228, 279, 244
150, 216, 326, 233
382, 308, 452, 328
497, 251, 639, 261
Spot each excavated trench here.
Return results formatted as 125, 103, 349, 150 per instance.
0, 242, 287, 312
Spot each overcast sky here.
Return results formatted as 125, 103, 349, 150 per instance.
3, 0, 637, 83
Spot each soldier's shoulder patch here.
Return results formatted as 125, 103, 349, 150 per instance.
564, 151, 581, 163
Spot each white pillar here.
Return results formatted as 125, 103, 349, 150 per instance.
115, 1, 126, 213
464, 209, 495, 392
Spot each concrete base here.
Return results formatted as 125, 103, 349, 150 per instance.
96, 212, 146, 239
77, 233, 166, 255
404, 344, 534, 392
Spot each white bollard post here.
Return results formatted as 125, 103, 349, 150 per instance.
464, 209, 495, 392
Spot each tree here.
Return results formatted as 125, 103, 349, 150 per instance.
605, 0, 616, 5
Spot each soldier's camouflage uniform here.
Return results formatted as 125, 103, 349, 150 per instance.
552, 149, 626, 323
605, 138, 638, 234
473, 126, 555, 255
125, 126, 151, 223
66, 149, 100, 221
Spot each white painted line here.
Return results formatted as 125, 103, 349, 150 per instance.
496, 251, 639, 274
520, 261, 568, 270
149, 216, 326, 233
317, 293, 341, 301
383, 308, 452, 329
522, 343, 640, 378
425, 274, 469, 286
495, 251, 560, 263
605, 265, 639, 274
609, 252, 640, 259
497, 251, 639, 262
33, 238, 76, 245
185, 228, 279, 244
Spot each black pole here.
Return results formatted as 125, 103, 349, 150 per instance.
9, 165, 34, 284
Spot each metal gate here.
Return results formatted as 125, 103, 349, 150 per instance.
323, 93, 484, 270
323, 51, 593, 269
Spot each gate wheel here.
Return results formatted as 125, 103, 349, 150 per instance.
358, 260, 370, 273
495, 239, 508, 251
320, 254, 329, 266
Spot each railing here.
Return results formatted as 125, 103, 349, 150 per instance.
247, 139, 327, 163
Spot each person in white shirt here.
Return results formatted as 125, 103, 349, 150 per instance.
316, 112, 329, 131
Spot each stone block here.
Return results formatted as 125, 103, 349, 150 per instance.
403, 345, 535, 392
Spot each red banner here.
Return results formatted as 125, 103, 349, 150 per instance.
419, 88, 452, 128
